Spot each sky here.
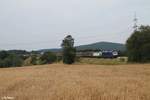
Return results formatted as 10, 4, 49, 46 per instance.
0, 0, 150, 50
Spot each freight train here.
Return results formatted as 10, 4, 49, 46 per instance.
76, 50, 119, 58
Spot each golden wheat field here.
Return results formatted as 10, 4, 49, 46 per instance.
0, 64, 150, 100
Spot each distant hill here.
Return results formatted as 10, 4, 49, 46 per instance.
38, 48, 61, 53
76, 42, 126, 51
38, 42, 126, 53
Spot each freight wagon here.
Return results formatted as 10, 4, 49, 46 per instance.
76, 50, 118, 58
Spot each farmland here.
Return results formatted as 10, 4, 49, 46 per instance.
0, 64, 150, 100
77, 57, 128, 65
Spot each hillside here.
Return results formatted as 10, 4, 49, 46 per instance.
38, 48, 61, 53
39, 42, 126, 52
76, 42, 126, 51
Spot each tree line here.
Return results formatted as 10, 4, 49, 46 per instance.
0, 25, 150, 68
0, 35, 76, 68
0, 50, 58, 68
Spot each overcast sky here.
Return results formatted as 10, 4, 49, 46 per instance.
0, 0, 150, 50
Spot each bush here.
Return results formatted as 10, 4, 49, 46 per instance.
0, 53, 23, 68
0, 51, 9, 59
31, 55, 38, 65
40, 52, 57, 64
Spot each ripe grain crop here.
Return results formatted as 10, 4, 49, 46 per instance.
0, 64, 150, 100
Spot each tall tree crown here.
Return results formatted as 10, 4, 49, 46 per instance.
61, 35, 74, 48
126, 25, 150, 62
